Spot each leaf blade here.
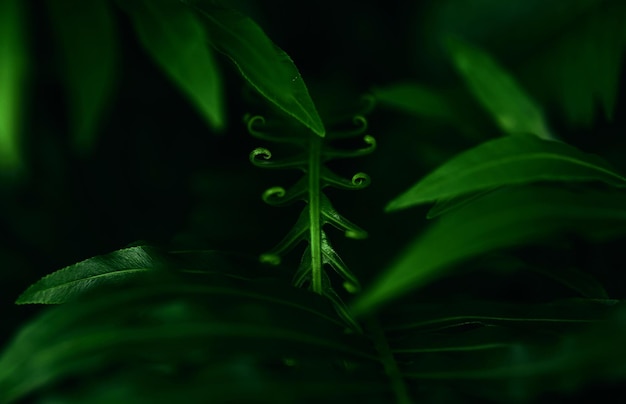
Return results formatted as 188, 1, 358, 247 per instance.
16, 246, 156, 304
447, 37, 553, 140
46, 0, 118, 154
0, 0, 26, 174
122, 0, 224, 131
355, 187, 626, 315
190, 3, 325, 136
386, 135, 626, 212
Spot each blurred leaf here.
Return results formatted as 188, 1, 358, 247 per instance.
387, 299, 626, 401
46, 0, 118, 154
382, 299, 618, 332
16, 246, 157, 304
397, 303, 626, 401
188, 1, 325, 136
353, 186, 626, 314
447, 37, 553, 140
386, 135, 626, 212
523, 1, 626, 126
426, 189, 496, 219
0, 0, 26, 174
1, 275, 378, 402
373, 83, 455, 120
121, 0, 224, 131
530, 265, 609, 300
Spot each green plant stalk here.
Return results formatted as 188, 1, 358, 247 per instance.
308, 134, 323, 294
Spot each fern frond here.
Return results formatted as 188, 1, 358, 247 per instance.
248, 101, 375, 330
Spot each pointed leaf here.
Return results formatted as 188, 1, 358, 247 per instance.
387, 135, 626, 212
354, 186, 626, 315
0, 0, 26, 174
188, 2, 325, 136
447, 37, 553, 140
121, 0, 224, 130
46, 0, 118, 154
16, 246, 157, 304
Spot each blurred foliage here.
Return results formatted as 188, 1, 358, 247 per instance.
1, 0, 626, 402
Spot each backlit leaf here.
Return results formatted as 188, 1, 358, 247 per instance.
386, 135, 626, 212
0, 0, 26, 174
121, 0, 224, 131
354, 186, 626, 314
188, 2, 325, 137
447, 37, 553, 140
46, 0, 118, 154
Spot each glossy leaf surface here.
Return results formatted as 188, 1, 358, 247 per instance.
16, 246, 156, 304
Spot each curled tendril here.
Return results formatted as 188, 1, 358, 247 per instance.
249, 148, 308, 170
246, 114, 307, 145
324, 135, 376, 160
262, 178, 308, 206
249, 147, 272, 163
350, 172, 371, 187
262, 186, 286, 203
327, 115, 369, 140
321, 168, 371, 191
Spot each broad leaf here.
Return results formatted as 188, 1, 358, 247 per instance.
16, 246, 157, 304
46, 0, 118, 154
188, 2, 325, 137
1, 276, 378, 402
0, 0, 26, 173
386, 135, 626, 212
353, 186, 626, 314
447, 37, 553, 140
121, 0, 224, 131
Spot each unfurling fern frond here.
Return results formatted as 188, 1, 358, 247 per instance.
247, 97, 375, 331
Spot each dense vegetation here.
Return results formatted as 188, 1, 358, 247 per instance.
1, 0, 626, 402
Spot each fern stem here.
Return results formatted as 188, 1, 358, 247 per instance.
308, 134, 323, 294
366, 315, 413, 404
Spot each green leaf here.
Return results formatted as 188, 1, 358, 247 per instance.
447, 37, 553, 140
386, 135, 626, 212
0, 0, 26, 174
1, 277, 377, 402
353, 186, 626, 315
530, 264, 609, 300
522, 1, 626, 126
121, 0, 224, 131
382, 299, 618, 332
46, 0, 118, 154
16, 246, 157, 304
188, 2, 325, 137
